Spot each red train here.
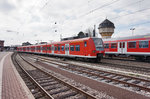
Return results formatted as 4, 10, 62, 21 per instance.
17, 37, 105, 62
103, 34, 150, 60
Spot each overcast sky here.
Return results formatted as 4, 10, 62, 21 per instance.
0, 0, 150, 46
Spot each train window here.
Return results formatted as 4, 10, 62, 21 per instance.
111, 43, 117, 48
128, 41, 136, 48
123, 42, 125, 48
92, 38, 103, 46
139, 41, 149, 48
52, 46, 54, 51
61, 46, 64, 51
84, 41, 87, 47
104, 43, 109, 48
43, 47, 46, 51
58, 46, 60, 51
75, 45, 80, 51
55, 46, 57, 51
70, 45, 74, 51
49, 47, 51, 51
92, 38, 104, 51
119, 42, 125, 48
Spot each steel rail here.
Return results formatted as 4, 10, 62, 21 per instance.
34, 56, 150, 82
14, 54, 54, 99
33, 56, 150, 92
19, 54, 97, 99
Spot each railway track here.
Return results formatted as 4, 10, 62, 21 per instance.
26, 53, 150, 73
104, 56, 150, 62
27, 54, 150, 96
100, 61, 150, 73
12, 53, 52, 99
12, 53, 98, 99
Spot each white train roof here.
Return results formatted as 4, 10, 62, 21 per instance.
103, 34, 150, 41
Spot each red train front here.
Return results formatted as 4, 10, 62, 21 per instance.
17, 37, 105, 62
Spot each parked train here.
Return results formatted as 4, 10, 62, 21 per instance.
103, 34, 150, 60
17, 37, 105, 62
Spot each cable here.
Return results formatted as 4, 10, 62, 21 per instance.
114, 0, 144, 11
118, 21, 150, 29
80, 0, 120, 17
111, 7, 150, 19
40, 0, 52, 10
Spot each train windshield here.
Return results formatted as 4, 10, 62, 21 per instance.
92, 38, 104, 51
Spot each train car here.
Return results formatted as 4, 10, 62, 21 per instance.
103, 34, 150, 60
17, 37, 105, 62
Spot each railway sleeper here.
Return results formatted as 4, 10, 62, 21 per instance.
112, 81, 120, 85
40, 81, 58, 87
143, 82, 150, 87
132, 87, 141, 91
105, 80, 112, 83
33, 91, 44, 99
115, 76, 124, 80
49, 87, 70, 95
44, 84, 63, 91
52, 90, 78, 99
28, 85, 36, 89
123, 84, 129, 87
31, 89, 40, 94
131, 80, 141, 84
38, 79, 55, 84
123, 78, 132, 82
35, 77, 52, 81
102, 73, 111, 76
65, 93, 86, 99
109, 75, 116, 78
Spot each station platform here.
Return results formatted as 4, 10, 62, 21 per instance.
0, 52, 34, 99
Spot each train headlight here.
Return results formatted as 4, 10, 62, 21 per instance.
93, 50, 96, 53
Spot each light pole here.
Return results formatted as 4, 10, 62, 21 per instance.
130, 28, 135, 36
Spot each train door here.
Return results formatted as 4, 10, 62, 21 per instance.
118, 42, 127, 54
65, 44, 69, 55
84, 41, 87, 56
52, 45, 54, 54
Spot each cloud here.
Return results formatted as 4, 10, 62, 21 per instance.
0, 0, 16, 13
0, 0, 150, 46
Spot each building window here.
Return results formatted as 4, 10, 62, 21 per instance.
139, 41, 149, 48
61, 46, 64, 51
104, 43, 109, 48
70, 45, 74, 51
75, 45, 80, 51
111, 43, 117, 48
128, 41, 136, 48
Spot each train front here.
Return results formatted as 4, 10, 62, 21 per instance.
92, 38, 105, 61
